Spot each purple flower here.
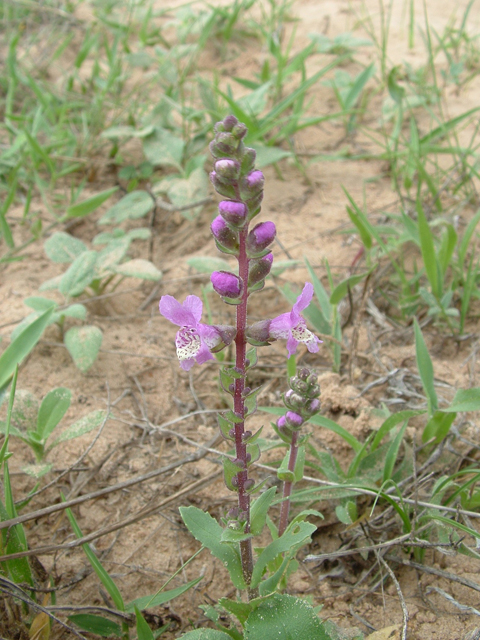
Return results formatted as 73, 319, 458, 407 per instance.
247, 221, 276, 255
269, 283, 322, 356
159, 295, 221, 371
219, 200, 248, 226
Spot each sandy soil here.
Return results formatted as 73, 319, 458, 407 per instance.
2, 1, 480, 639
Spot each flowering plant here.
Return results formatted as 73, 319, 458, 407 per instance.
159, 116, 340, 640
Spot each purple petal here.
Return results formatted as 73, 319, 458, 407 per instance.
292, 283, 314, 314
197, 323, 221, 349
180, 358, 195, 371
286, 334, 298, 356
182, 295, 203, 324
195, 342, 215, 365
269, 312, 293, 338
160, 295, 197, 327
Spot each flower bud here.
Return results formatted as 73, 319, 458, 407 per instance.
241, 147, 256, 174
244, 478, 255, 491
242, 430, 252, 440
215, 159, 240, 182
248, 253, 273, 288
211, 271, 243, 302
227, 507, 239, 519
232, 122, 247, 139
305, 398, 321, 415
210, 171, 236, 198
228, 428, 236, 438
246, 221, 276, 257
218, 200, 248, 227
277, 415, 287, 429
211, 215, 239, 254
212, 132, 238, 156
240, 170, 264, 200
307, 384, 320, 398
284, 390, 305, 411
222, 115, 239, 131
285, 411, 304, 430
246, 319, 272, 346
209, 324, 236, 353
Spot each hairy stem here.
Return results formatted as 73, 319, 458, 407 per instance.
233, 226, 258, 599
278, 430, 299, 537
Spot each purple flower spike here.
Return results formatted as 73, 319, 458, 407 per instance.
211, 271, 243, 300
219, 200, 248, 226
159, 295, 222, 371
269, 283, 322, 356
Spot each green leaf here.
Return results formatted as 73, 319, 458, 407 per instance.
250, 521, 316, 588
330, 270, 371, 305
371, 410, 424, 450
94, 239, 130, 276
44, 232, 88, 263
49, 410, 106, 449
223, 455, 243, 491
65, 186, 118, 219
59, 250, 98, 296
383, 420, 408, 482
346, 205, 372, 249
68, 614, 121, 637
244, 593, 333, 639
98, 190, 155, 225
36, 387, 72, 440
101, 124, 154, 139
250, 487, 277, 536
252, 144, 292, 168
59, 304, 87, 321
422, 410, 456, 443
163, 167, 208, 219
444, 388, 480, 412
180, 631, 233, 640
113, 259, 162, 281
179, 506, 246, 590
21, 462, 53, 478
65, 500, 125, 611
413, 318, 438, 414
187, 256, 232, 274
416, 200, 440, 298
64, 326, 103, 372
218, 598, 253, 626
0, 307, 54, 390
304, 257, 332, 323
387, 66, 406, 104
24, 296, 58, 311
134, 607, 154, 640
143, 128, 184, 170
126, 577, 202, 612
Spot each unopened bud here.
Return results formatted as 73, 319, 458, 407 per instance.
241, 147, 256, 173
242, 430, 252, 440
218, 200, 248, 227
248, 253, 273, 287
211, 215, 239, 254
285, 411, 304, 430
222, 115, 239, 131
215, 159, 240, 182
211, 271, 243, 302
246, 221, 276, 256
244, 478, 255, 491
305, 398, 321, 415
210, 171, 236, 198
246, 319, 272, 346
240, 170, 264, 200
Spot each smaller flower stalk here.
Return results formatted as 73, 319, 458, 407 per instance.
275, 368, 321, 537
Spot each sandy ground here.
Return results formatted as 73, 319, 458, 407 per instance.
2, 1, 480, 639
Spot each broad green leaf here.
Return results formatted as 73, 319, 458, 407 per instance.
65, 187, 118, 219
134, 607, 154, 640
179, 506, 246, 590
143, 128, 184, 169
24, 296, 58, 311
65, 503, 125, 611
413, 318, 438, 414
187, 256, 232, 274
244, 593, 333, 640
49, 410, 106, 449
99, 190, 155, 225
0, 308, 54, 390
101, 124, 154, 139
10, 389, 39, 432
68, 614, 121, 637
59, 250, 98, 296
113, 259, 162, 281
44, 232, 87, 263
250, 521, 316, 588
250, 487, 277, 536
21, 462, 53, 478
252, 144, 292, 168
180, 631, 233, 640
36, 387, 72, 440
218, 598, 253, 626
64, 326, 103, 372
95, 237, 130, 275
58, 304, 87, 321
164, 167, 208, 219
126, 577, 202, 612
444, 387, 480, 412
